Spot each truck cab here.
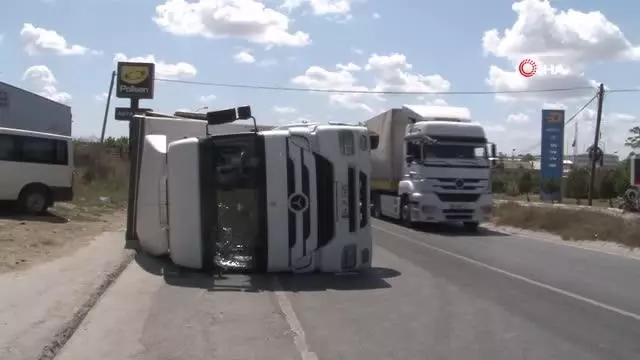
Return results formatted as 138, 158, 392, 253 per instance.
134, 107, 376, 273
367, 105, 496, 232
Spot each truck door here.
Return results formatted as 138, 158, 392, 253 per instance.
286, 135, 319, 272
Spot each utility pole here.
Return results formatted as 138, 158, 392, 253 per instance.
100, 71, 116, 143
588, 83, 605, 206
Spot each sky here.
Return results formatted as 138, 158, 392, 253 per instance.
1, 0, 639, 157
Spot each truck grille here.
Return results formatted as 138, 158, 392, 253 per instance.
348, 167, 356, 232
314, 154, 335, 248
436, 193, 480, 202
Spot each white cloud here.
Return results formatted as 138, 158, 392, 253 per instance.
608, 112, 636, 122
372, 12, 380, 19
113, 53, 197, 79
22, 65, 71, 104
481, 0, 639, 102
351, 48, 364, 55
199, 94, 216, 103
365, 53, 450, 93
506, 112, 530, 124
281, 0, 351, 16
291, 53, 451, 113
336, 62, 361, 72
95, 92, 110, 101
20, 23, 101, 56
483, 0, 640, 63
154, 0, 310, 47
273, 106, 297, 114
543, 102, 568, 110
234, 51, 256, 64
292, 64, 373, 112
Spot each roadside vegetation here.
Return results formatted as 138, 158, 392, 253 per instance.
492, 202, 640, 248
490, 149, 639, 248
0, 137, 130, 273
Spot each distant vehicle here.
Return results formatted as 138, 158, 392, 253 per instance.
0, 127, 73, 214
364, 105, 497, 232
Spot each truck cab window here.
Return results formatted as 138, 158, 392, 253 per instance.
406, 141, 421, 161
423, 143, 487, 160
210, 136, 264, 270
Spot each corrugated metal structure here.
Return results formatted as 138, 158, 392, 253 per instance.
0, 81, 72, 136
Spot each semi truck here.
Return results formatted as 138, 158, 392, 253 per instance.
132, 106, 378, 273
365, 105, 496, 232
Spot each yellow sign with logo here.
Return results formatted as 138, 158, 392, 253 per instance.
544, 110, 564, 124
116, 62, 155, 99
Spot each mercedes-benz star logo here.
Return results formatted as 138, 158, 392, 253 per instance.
289, 193, 309, 212
455, 179, 465, 189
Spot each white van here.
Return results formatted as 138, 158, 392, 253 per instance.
0, 127, 73, 214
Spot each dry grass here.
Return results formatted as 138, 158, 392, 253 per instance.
493, 193, 614, 208
492, 202, 640, 248
73, 142, 129, 209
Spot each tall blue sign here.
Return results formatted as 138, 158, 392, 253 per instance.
540, 109, 565, 201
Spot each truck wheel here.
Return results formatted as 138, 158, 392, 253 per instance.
463, 221, 479, 232
18, 185, 50, 215
371, 193, 381, 218
399, 196, 414, 228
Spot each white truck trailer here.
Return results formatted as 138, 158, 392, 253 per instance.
365, 105, 496, 232
132, 106, 378, 273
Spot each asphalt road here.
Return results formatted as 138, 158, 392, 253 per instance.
55, 219, 640, 360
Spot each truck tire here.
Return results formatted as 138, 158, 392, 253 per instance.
463, 221, 479, 232
370, 193, 381, 218
399, 196, 415, 228
18, 184, 50, 215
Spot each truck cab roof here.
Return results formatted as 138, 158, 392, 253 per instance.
407, 121, 487, 140
402, 104, 472, 123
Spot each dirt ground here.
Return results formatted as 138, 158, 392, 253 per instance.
0, 203, 125, 274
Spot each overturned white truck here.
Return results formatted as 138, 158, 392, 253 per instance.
130, 106, 378, 273
365, 105, 497, 231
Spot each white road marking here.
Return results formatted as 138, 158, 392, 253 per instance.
373, 224, 640, 322
271, 276, 319, 360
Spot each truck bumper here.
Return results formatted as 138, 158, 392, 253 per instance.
408, 192, 492, 223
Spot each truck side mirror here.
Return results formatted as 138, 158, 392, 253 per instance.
490, 144, 497, 167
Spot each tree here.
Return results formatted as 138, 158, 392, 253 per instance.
624, 126, 640, 150
614, 158, 631, 195
521, 153, 536, 169
599, 171, 617, 207
566, 167, 589, 204
518, 170, 534, 201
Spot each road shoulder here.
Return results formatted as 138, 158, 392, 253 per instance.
0, 230, 133, 360
56, 259, 302, 360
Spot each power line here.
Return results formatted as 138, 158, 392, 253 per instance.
155, 77, 640, 95
155, 77, 600, 95
519, 92, 599, 154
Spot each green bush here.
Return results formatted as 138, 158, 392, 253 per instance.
492, 179, 505, 193
518, 171, 534, 201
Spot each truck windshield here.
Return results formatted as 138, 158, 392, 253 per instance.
207, 134, 267, 271
422, 143, 487, 160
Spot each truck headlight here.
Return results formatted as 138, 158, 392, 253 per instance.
339, 130, 355, 156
